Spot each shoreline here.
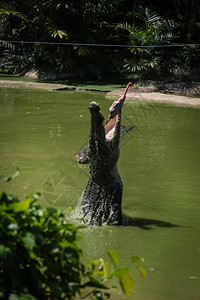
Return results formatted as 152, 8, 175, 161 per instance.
1, 79, 200, 108
106, 90, 200, 109
0, 79, 109, 92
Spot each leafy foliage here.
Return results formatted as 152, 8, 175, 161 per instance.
0, 1, 199, 80
119, 7, 176, 75
0, 190, 145, 299
0, 0, 126, 78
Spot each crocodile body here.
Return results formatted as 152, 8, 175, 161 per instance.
81, 102, 123, 225
80, 83, 132, 226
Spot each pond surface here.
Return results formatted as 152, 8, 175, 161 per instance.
0, 87, 200, 299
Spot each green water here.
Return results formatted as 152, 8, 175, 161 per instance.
0, 87, 200, 299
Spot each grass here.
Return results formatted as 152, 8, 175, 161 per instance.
0, 73, 138, 91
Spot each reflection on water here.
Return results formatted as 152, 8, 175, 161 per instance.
0, 87, 200, 300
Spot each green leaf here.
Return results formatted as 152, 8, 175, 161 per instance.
131, 256, 144, 263
138, 266, 146, 278
0, 203, 7, 212
32, 192, 41, 200
108, 249, 118, 267
85, 277, 108, 289
0, 8, 10, 15
87, 259, 101, 269
120, 273, 134, 298
8, 223, 19, 230
131, 257, 146, 277
0, 245, 11, 259
108, 267, 130, 279
100, 258, 109, 278
93, 270, 104, 277
21, 232, 36, 251
9, 198, 31, 212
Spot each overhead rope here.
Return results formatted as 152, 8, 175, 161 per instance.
0, 40, 200, 48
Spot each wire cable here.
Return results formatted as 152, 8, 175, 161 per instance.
0, 40, 200, 48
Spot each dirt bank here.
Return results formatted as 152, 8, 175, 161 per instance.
0, 80, 107, 92
0, 80, 77, 91
1, 79, 200, 108
106, 82, 200, 108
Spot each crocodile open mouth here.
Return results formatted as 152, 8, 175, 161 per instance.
104, 81, 132, 141
105, 114, 119, 140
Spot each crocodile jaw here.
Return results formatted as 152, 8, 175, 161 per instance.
105, 115, 119, 140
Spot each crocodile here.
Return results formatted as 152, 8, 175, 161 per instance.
77, 125, 134, 164
81, 82, 132, 226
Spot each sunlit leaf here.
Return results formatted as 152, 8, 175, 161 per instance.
131, 257, 146, 277
8, 223, 19, 230
120, 273, 134, 298
9, 198, 31, 212
100, 258, 109, 278
87, 259, 101, 269
0, 8, 10, 15
50, 29, 68, 39
75, 46, 90, 56
131, 256, 144, 263
108, 249, 118, 267
21, 232, 36, 251
32, 192, 41, 200
138, 266, 146, 278
108, 267, 130, 279
93, 270, 104, 276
